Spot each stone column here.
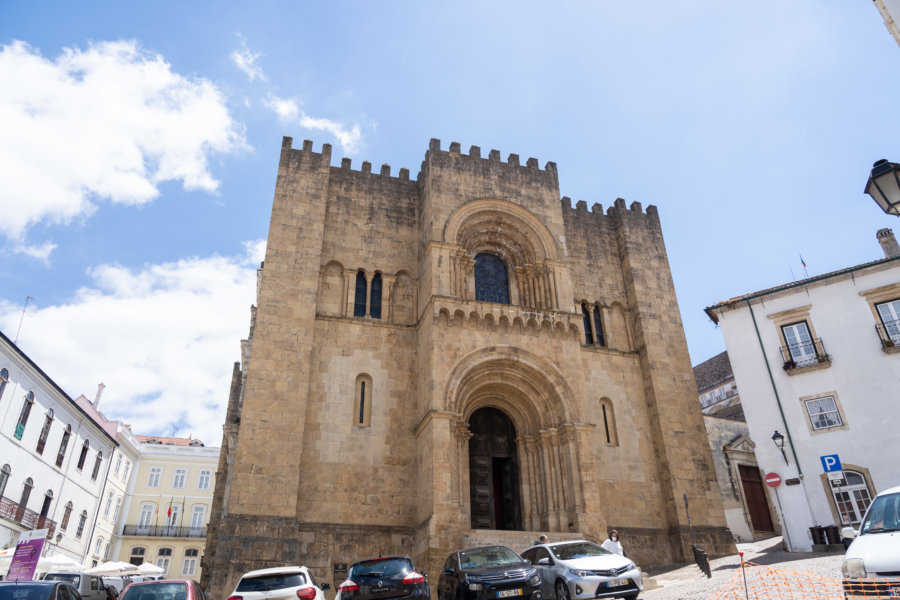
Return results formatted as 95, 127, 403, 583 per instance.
344, 270, 355, 316
515, 436, 532, 531
383, 275, 396, 322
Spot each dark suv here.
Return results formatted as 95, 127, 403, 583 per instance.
337, 556, 430, 600
437, 546, 542, 600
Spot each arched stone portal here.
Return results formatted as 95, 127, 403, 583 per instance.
468, 407, 521, 530
447, 347, 594, 534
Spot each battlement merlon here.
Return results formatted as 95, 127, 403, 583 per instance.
560, 196, 659, 222
425, 138, 559, 182
279, 137, 333, 175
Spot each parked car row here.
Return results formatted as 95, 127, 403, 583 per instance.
223, 540, 641, 600
0, 577, 205, 600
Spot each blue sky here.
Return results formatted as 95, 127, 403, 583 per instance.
2, 2, 899, 444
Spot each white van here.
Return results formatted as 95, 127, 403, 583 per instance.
43, 573, 107, 600
841, 484, 900, 598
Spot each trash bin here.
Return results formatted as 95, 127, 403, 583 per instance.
824, 525, 841, 545
809, 525, 827, 545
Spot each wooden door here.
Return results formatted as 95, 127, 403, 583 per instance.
739, 465, 774, 532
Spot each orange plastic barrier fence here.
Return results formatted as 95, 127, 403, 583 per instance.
707, 559, 899, 599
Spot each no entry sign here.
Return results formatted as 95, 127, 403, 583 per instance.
765, 472, 782, 488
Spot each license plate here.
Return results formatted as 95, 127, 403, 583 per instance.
497, 589, 522, 598
606, 579, 628, 588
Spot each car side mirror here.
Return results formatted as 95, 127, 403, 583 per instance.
522, 559, 531, 565
321, 584, 330, 590
442, 569, 455, 576
537, 558, 550, 566
841, 526, 857, 539
421, 572, 427, 579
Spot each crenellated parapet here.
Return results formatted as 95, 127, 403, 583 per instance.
560, 195, 659, 224
420, 138, 559, 189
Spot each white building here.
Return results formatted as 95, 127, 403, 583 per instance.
0, 330, 117, 562
705, 228, 900, 551
874, 0, 900, 47
76, 393, 140, 568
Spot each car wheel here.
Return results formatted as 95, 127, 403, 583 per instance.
555, 580, 570, 600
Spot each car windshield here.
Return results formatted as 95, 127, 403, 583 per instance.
350, 558, 412, 578
0, 584, 54, 600
42, 576, 79, 587
235, 574, 306, 592
121, 583, 188, 600
548, 542, 610, 560
458, 547, 522, 569
861, 492, 900, 534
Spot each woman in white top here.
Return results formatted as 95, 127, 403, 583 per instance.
600, 530, 624, 556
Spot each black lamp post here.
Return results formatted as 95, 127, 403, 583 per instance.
772, 430, 788, 465
865, 159, 900, 216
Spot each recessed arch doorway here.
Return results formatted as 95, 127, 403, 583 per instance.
468, 407, 522, 530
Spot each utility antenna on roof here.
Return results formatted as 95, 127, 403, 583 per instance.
14, 296, 34, 344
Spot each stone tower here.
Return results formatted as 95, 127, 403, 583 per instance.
201, 138, 734, 598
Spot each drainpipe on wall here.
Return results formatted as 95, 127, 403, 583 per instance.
746, 299, 821, 544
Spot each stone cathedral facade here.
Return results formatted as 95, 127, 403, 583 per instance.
201, 137, 735, 597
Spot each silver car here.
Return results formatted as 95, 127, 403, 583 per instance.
520, 540, 642, 600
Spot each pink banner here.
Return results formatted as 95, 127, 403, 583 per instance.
5, 535, 46, 581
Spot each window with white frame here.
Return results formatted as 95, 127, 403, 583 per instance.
123, 462, 131, 482
94, 537, 103, 556
182, 548, 199, 576
876, 299, 900, 344
114, 455, 123, 477
103, 491, 114, 518
113, 496, 122, 522
190, 505, 206, 531
129, 547, 145, 567
198, 470, 211, 490
782, 321, 818, 366
805, 395, 843, 430
147, 467, 161, 487
173, 468, 186, 489
156, 548, 172, 575
831, 471, 873, 526
138, 503, 154, 529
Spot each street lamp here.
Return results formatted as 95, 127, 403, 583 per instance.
771, 430, 788, 465
865, 159, 900, 216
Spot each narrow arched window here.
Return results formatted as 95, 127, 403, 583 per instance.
20, 477, 33, 509
593, 305, 606, 346
61, 500, 73, 530
474, 253, 510, 304
40, 489, 53, 518
0, 464, 10, 498
91, 451, 103, 480
0, 368, 8, 402
36, 408, 54, 454
370, 272, 382, 319
56, 424, 72, 467
354, 270, 367, 317
76, 509, 88, 538
354, 374, 373, 426
77, 439, 90, 470
599, 398, 619, 446
582, 303, 594, 344
15, 391, 34, 440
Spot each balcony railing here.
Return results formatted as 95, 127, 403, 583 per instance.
875, 321, 900, 348
780, 338, 830, 371
0, 495, 57, 538
122, 524, 207, 538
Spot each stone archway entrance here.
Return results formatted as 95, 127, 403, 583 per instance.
469, 407, 522, 530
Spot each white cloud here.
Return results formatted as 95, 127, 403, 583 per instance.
230, 36, 266, 82
0, 241, 266, 445
13, 241, 58, 263
264, 93, 362, 153
0, 40, 246, 250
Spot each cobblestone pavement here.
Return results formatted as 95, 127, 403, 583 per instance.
638, 536, 845, 600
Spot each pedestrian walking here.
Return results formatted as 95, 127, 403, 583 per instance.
601, 530, 624, 556
533, 534, 548, 544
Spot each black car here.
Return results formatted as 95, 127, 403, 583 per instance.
437, 546, 542, 600
337, 556, 430, 600
0, 581, 83, 600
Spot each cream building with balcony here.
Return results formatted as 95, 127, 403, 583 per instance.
115, 436, 217, 580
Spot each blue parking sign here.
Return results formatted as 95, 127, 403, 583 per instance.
821, 454, 842, 472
